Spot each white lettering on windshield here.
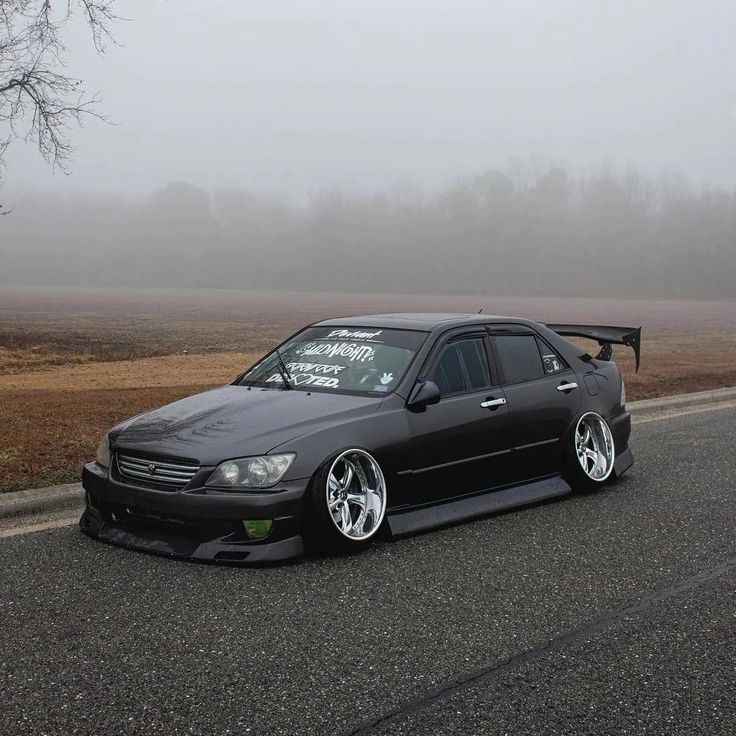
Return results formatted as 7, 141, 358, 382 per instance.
266, 373, 340, 388
326, 329, 383, 340
296, 342, 375, 363
286, 362, 346, 375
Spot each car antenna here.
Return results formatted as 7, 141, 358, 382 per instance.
478, 308, 484, 313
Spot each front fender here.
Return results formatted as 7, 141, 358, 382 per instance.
274, 394, 412, 493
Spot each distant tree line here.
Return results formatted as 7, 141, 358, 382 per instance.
2, 164, 734, 299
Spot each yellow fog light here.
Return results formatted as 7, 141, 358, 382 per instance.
242, 520, 273, 540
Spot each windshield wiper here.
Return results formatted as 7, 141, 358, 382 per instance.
274, 348, 294, 390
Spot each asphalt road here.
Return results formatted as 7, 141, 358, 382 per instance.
1, 408, 734, 736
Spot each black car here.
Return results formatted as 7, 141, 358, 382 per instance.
81, 313, 641, 563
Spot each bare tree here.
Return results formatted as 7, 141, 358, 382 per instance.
0, 0, 117, 200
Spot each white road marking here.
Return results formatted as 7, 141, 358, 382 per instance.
632, 400, 736, 424
0, 514, 81, 539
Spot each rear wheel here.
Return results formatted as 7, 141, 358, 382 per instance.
304, 449, 387, 552
564, 412, 615, 493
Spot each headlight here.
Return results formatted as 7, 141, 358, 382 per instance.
96, 433, 111, 468
206, 453, 295, 489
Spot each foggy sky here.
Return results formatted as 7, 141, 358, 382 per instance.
4, 0, 736, 197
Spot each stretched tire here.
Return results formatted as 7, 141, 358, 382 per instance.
563, 412, 615, 494
303, 448, 388, 553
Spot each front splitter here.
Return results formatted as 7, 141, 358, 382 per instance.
80, 508, 306, 565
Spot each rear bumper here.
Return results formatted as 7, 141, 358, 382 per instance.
80, 462, 308, 564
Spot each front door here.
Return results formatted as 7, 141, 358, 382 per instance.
403, 331, 514, 505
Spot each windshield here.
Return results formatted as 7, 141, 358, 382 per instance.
238, 326, 427, 396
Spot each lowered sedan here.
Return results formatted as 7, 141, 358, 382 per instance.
81, 313, 640, 563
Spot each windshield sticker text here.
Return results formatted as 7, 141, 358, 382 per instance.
326, 329, 383, 340
266, 373, 341, 388
296, 342, 375, 363
286, 362, 346, 375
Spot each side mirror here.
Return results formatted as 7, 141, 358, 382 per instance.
407, 380, 441, 410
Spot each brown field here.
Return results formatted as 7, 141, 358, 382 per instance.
2, 285, 735, 493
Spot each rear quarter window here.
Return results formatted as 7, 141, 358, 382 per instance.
537, 338, 567, 375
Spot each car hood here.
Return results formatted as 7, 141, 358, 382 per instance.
111, 385, 383, 466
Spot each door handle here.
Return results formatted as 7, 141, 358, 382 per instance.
480, 397, 507, 408
556, 381, 578, 392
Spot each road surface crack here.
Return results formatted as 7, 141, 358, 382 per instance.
343, 555, 736, 735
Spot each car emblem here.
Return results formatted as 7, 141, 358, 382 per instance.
147, 463, 157, 475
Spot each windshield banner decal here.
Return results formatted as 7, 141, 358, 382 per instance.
296, 342, 376, 363
266, 372, 341, 388
326, 329, 383, 341
285, 362, 346, 375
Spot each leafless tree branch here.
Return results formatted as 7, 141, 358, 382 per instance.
0, 0, 118, 186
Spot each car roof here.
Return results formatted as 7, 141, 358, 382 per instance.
312, 313, 540, 332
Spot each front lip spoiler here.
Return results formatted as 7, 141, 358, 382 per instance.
80, 462, 308, 565
80, 506, 305, 564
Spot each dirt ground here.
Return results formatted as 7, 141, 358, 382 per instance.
2, 286, 735, 492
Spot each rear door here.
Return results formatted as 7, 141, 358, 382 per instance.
488, 326, 581, 478
403, 329, 514, 504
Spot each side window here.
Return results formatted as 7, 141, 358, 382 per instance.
432, 337, 491, 396
537, 338, 567, 375
433, 344, 465, 396
494, 335, 545, 384
457, 338, 491, 389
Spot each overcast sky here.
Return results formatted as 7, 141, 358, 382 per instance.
5, 0, 736, 196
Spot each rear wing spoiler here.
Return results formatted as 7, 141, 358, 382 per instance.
545, 324, 642, 372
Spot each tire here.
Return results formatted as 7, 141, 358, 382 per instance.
303, 448, 388, 553
562, 412, 616, 494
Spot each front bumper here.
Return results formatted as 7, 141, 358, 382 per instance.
80, 462, 309, 564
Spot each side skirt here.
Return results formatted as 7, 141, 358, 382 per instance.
387, 475, 572, 538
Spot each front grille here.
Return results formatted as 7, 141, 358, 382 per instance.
116, 453, 199, 489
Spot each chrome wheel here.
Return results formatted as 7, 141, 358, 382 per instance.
326, 449, 387, 541
575, 412, 615, 481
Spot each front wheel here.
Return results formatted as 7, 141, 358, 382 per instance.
563, 412, 616, 493
304, 448, 388, 553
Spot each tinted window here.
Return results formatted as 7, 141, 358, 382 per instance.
494, 335, 545, 383
457, 338, 491, 389
433, 344, 465, 395
432, 337, 491, 396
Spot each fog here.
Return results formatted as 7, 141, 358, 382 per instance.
2, 1, 735, 298
3, 165, 734, 298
